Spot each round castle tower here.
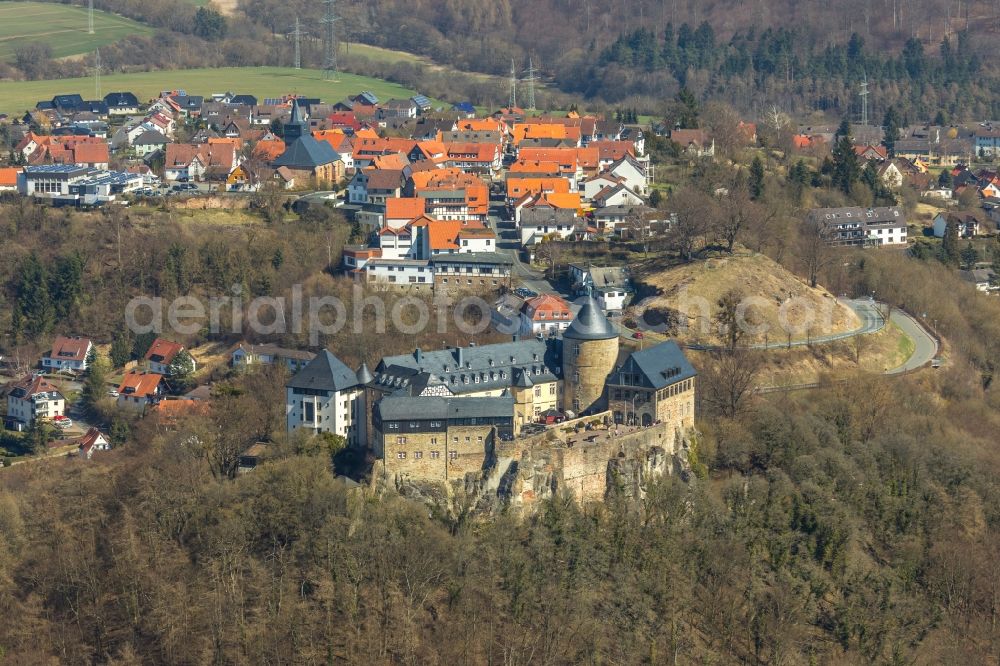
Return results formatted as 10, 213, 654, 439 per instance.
561, 296, 619, 415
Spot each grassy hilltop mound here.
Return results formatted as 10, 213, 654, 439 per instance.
633, 253, 860, 346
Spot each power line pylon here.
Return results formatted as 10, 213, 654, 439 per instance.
508, 58, 517, 109
523, 57, 537, 111
321, 0, 339, 80
859, 73, 870, 127
288, 17, 303, 69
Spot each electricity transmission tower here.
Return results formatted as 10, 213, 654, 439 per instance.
94, 49, 101, 98
321, 0, 339, 80
508, 59, 517, 109
859, 73, 869, 127
88, 0, 94, 34
523, 58, 538, 110
288, 17, 303, 70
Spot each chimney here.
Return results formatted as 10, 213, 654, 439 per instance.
414, 348, 422, 363
512, 334, 519, 342
455, 347, 464, 366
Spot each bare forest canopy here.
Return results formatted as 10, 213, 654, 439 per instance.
240, 0, 1000, 118
4, 0, 999, 119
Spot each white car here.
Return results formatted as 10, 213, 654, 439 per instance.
53, 417, 73, 430
108, 389, 119, 398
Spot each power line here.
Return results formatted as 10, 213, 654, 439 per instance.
321, 0, 339, 80
88, 0, 94, 34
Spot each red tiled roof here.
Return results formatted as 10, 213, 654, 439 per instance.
0, 167, 21, 187
48, 335, 91, 362
522, 293, 572, 321
7, 374, 62, 398
145, 338, 184, 365
118, 370, 163, 398
386, 197, 426, 220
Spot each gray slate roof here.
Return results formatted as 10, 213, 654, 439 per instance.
607, 341, 696, 390
287, 350, 360, 392
273, 136, 340, 169
375, 339, 560, 396
376, 395, 515, 421
563, 296, 618, 341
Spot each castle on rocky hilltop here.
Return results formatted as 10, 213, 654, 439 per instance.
285, 297, 696, 499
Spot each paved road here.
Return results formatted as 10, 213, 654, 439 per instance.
885, 308, 939, 374
682, 298, 886, 351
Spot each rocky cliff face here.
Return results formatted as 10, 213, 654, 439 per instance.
376, 423, 696, 518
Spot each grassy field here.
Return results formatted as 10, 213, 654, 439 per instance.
0, 1, 152, 60
0, 66, 434, 115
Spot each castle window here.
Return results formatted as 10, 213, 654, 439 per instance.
534, 387, 541, 397
449, 451, 458, 460
550, 385, 556, 395
431, 451, 440, 459
396, 436, 406, 444
414, 451, 423, 459
397, 452, 406, 459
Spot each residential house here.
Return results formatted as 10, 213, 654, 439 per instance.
933, 212, 983, 238
230, 342, 316, 372
285, 350, 368, 445
377, 223, 417, 260
0, 167, 20, 192
958, 268, 997, 292
607, 154, 650, 194
5, 374, 65, 430
444, 142, 503, 174
592, 183, 644, 208
76, 427, 111, 459
518, 206, 580, 245
144, 338, 192, 375
42, 336, 92, 372
519, 294, 573, 337
364, 169, 407, 205
669, 129, 714, 157
429, 253, 513, 291
103, 92, 140, 115
380, 99, 419, 119
568, 264, 632, 311
855, 144, 888, 162
116, 370, 164, 411
132, 130, 167, 157
975, 124, 1000, 158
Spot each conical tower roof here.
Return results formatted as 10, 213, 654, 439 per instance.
563, 296, 618, 341
356, 362, 374, 385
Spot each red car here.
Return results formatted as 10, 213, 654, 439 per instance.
632, 331, 644, 339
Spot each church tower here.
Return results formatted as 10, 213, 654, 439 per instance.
561, 296, 619, 415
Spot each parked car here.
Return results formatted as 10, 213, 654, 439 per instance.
107, 389, 119, 397
52, 416, 73, 429
632, 331, 644, 339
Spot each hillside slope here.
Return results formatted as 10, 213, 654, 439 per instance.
633, 253, 860, 346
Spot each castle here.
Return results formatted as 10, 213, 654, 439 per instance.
285, 296, 696, 488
